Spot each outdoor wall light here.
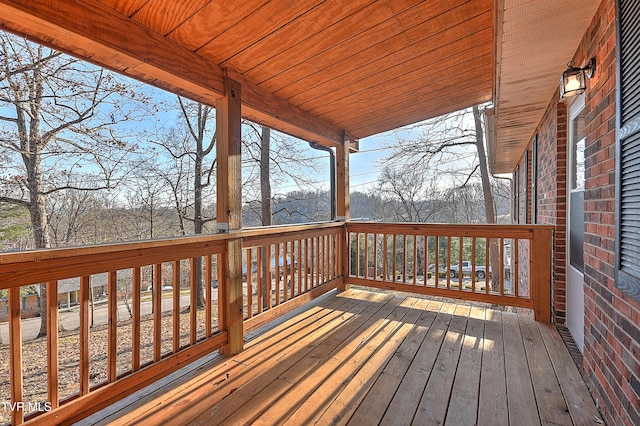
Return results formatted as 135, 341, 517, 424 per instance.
560, 58, 596, 98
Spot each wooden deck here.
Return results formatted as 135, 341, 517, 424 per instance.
86, 289, 602, 426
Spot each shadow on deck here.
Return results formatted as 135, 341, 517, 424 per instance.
85, 289, 603, 425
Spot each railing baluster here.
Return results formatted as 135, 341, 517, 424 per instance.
338, 231, 343, 282
499, 239, 505, 295
132, 267, 141, 371
206, 255, 212, 337
458, 237, 464, 291
383, 234, 389, 282
79, 275, 90, 396
434, 236, 440, 288
423, 236, 428, 286
172, 261, 180, 353
47, 280, 59, 409
319, 235, 324, 284
315, 237, 320, 288
402, 234, 407, 284
324, 234, 328, 282
275, 243, 281, 306
189, 258, 197, 345
413, 235, 418, 285
373, 233, 378, 281
303, 239, 308, 292
514, 239, 520, 297
446, 236, 452, 290
153, 263, 162, 360
471, 237, 477, 293
283, 242, 288, 303
485, 239, 491, 294
9, 286, 23, 425
392, 234, 397, 282
257, 247, 263, 314
268, 245, 274, 309
108, 271, 117, 382
297, 239, 302, 296
364, 232, 369, 280
290, 241, 296, 298
217, 254, 223, 320
499, 240, 505, 296
247, 249, 253, 319
354, 233, 360, 279
331, 233, 336, 280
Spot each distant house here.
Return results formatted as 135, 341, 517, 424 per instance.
0, 270, 132, 321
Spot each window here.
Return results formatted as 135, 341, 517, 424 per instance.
514, 166, 520, 224
616, 0, 640, 301
569, 100, 586, 272
532, 135, 538, 224
523, 150, 529, 224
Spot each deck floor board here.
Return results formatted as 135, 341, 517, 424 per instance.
91, 289, 603, 426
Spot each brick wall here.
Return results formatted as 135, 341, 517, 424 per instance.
531, 100, 568, 324
580, 1, 640, 424
512, 0, 640, 423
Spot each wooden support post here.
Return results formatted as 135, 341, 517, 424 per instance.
532, 227, 553, 323
336, 138, 350, 222
337, 138, 350, 291
217, 76, 244, 356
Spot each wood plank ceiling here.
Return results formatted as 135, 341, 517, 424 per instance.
0, 0, 493, 147
489, 0, 602, 174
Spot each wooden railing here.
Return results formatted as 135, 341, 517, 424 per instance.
240, 224, 344, 334
345, 222, 553, 322
0, 223, 345, 426
0, 221, 553, 425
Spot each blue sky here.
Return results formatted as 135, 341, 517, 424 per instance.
349, 134, 391, 192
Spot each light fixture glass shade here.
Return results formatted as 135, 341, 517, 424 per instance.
560, 58, 596, 99
561, 68, 586, 98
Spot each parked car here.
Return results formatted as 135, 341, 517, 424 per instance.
448, 261, 490, 279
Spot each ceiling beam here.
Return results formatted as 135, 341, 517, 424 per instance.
0, 0, 344, 147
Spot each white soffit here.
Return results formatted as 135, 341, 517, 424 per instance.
493, 0, 602, 174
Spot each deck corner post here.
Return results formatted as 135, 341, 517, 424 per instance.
532, 226, 553, 323
217, 76, 244, 355
337, 137, 350, 292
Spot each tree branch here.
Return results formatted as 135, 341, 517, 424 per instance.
41, 184, 110, 196
0, 196, 30, 208
458, 164, 480, 189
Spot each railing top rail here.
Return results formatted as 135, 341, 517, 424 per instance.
0, 233, 230, 265
237, 221, 345, 239
346, 221, 554, 238
0, 221, 346, 265
0, 222, 348, 289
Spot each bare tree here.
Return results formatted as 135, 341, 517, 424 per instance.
241, 123, 326, 225
148, 98, 217, 308
0, 33, 150, 336
376, 164, 446, 222
383, 106, 501, 221
122, 171, 172, 240
381, 105, 504, 289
